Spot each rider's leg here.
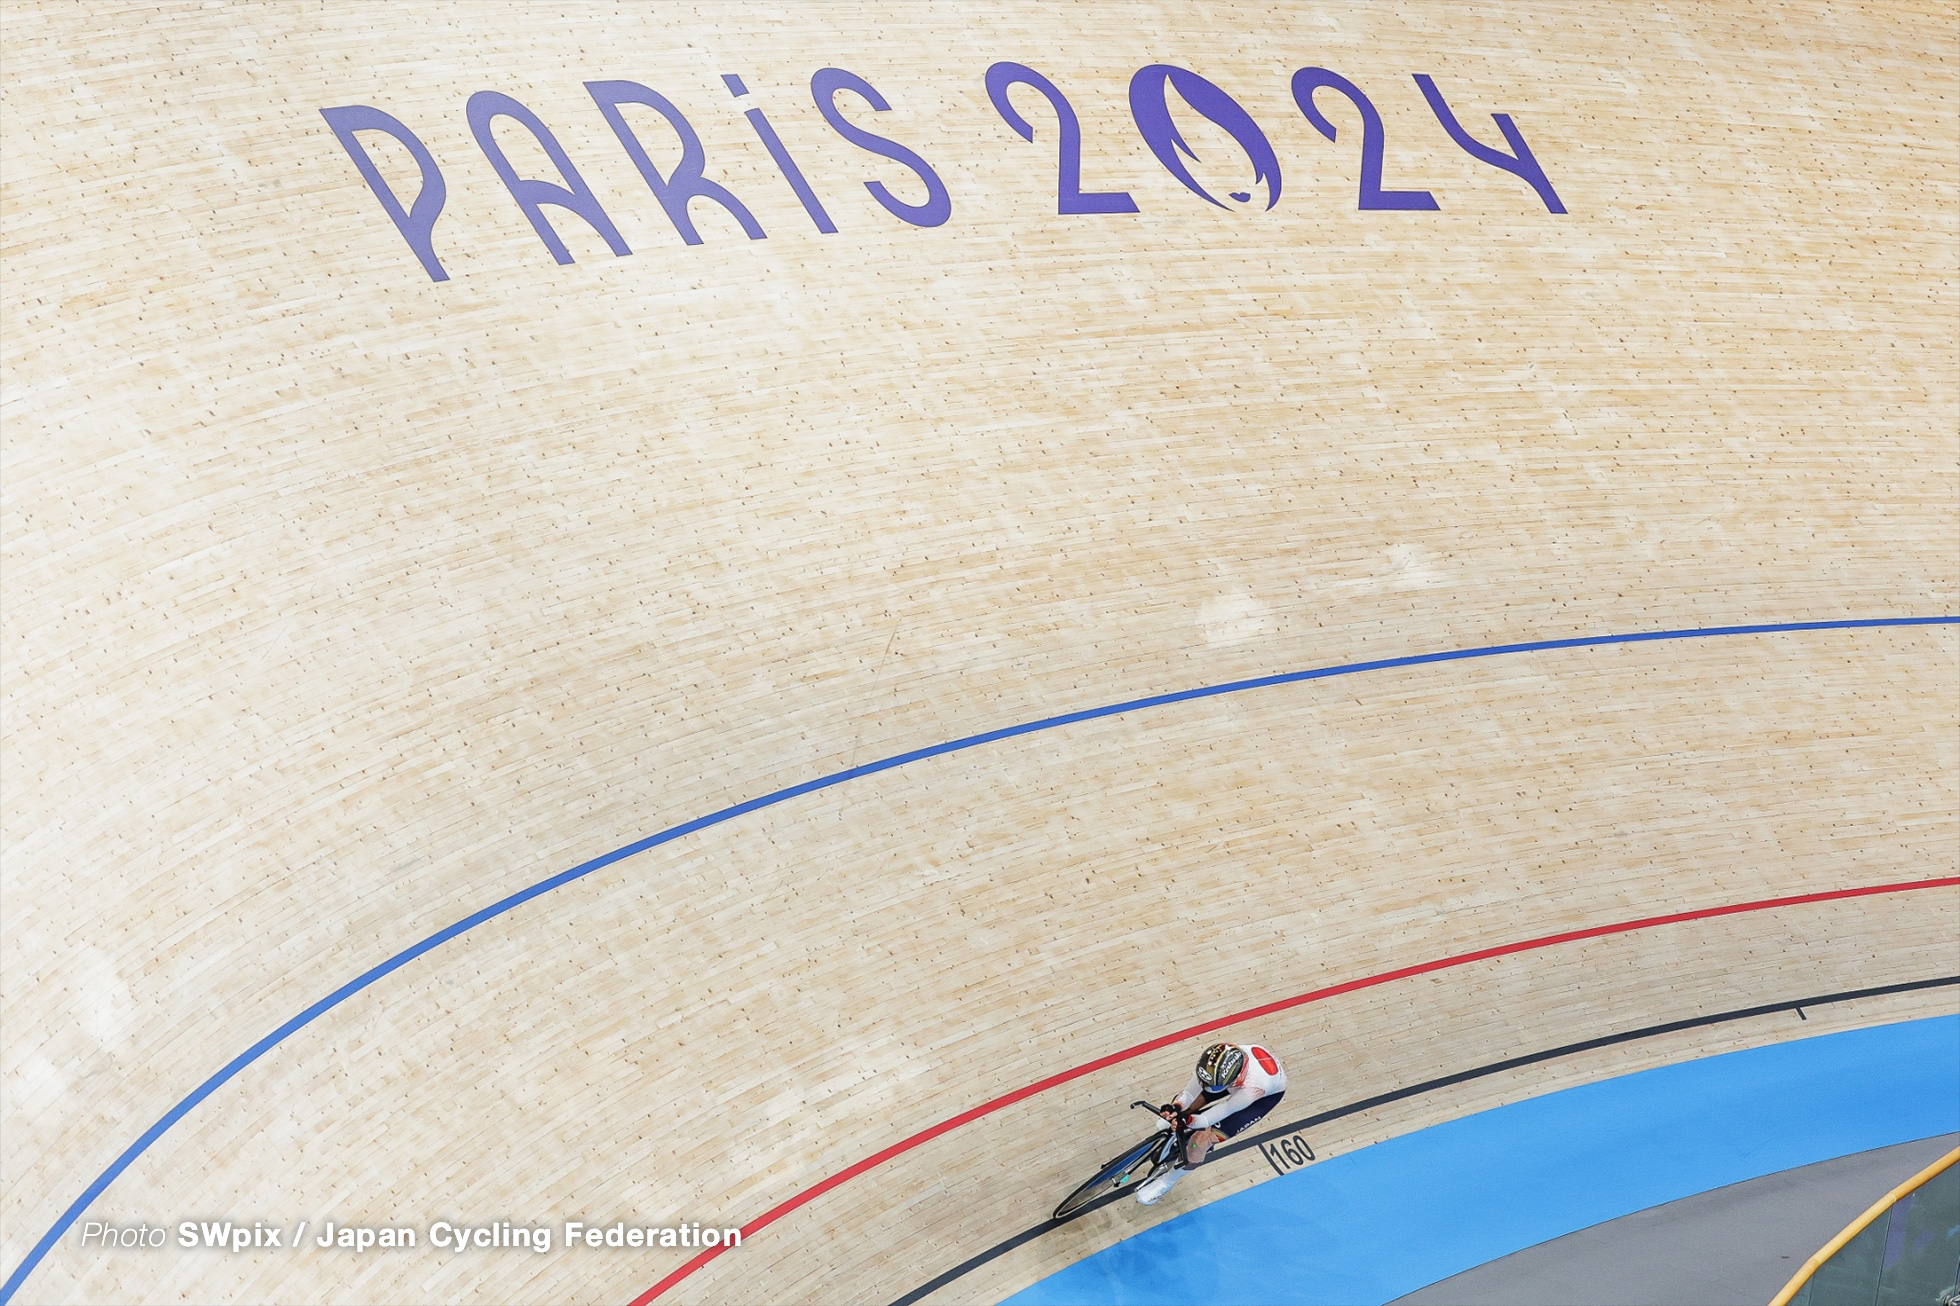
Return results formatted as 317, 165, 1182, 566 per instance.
1137, 1125, 1197, 1205
1189, 1091, 1287, 1168
1136, 1160, 1182, 1204
1142, 1094, 1289, 1206
1183, 1128, 1224, 1166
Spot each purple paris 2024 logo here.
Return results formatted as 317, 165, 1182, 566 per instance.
322, 60, 1566, 283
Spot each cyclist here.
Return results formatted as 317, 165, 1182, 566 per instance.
1135, 1041, 1287, 1205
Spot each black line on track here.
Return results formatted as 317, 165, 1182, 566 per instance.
887, 975, 1960, 1306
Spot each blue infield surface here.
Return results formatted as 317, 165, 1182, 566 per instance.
1004, 1015, 1960, 1306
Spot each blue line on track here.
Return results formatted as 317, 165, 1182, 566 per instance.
4, 616, 1954, 1303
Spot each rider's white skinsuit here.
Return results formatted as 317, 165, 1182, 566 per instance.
1136, 1044, 1287, 1204
1174, 1043, 1287, 1131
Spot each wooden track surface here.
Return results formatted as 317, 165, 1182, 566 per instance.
2, 2, 1954, 1303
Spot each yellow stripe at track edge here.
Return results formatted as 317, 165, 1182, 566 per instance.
1767, 1143, 1960, 1306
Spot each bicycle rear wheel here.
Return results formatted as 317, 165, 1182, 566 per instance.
1052, 1134, 1171, 1222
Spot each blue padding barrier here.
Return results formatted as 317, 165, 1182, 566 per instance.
1006, 1015, 1960, 1306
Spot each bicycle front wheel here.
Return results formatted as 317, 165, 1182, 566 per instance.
1052, 1134, 1169, 1222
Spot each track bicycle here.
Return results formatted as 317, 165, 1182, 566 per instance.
1052, 1101, 1190, 1221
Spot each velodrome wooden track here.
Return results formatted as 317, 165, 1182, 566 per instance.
2, 3, 1955, 1303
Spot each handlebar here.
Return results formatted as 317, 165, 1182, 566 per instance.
1131, 1099, 1188, 1127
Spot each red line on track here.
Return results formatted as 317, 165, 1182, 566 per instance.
626, 875, 1959, 1304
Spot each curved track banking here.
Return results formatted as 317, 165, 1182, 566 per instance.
629, 877, 1960, 1305
6, 6, 1954, 1304
1000, 1016, 1960, 1306
902, 988, 1960, 1306
3, 617, 1952, 1305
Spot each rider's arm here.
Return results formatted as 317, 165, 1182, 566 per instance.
1188, 1083, 1263, 1131
1170, 1073, 1206, 1113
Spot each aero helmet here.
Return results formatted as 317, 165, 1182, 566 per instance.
1196, 1043, 1246, 1090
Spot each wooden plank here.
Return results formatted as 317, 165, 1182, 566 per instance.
2, 3, 1953, 1303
